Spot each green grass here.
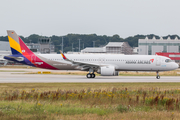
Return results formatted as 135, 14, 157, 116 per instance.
0, 101, 110, 115
1, 83, 180, 91
0, 83, 180, 119
0, 101, 111, 119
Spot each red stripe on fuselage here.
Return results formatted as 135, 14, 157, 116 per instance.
19, 37, 58, 70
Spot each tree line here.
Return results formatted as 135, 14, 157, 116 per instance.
0, 34, 179, 53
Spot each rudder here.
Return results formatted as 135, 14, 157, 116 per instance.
7, 30, 22, 55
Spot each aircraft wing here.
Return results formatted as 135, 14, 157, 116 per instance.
60, 51, 107, 70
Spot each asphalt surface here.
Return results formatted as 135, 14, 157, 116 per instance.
0, 68, 180, 83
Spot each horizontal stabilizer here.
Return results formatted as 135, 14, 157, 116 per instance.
4, 56, 24, 62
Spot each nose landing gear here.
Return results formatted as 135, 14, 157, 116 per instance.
156, 71, 160, 79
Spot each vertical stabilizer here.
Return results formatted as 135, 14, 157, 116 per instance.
5, 30, 58, 70
7, 30, 22, 55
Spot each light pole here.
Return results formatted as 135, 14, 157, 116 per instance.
72, 43, 73, 52
93, 41, 96, 47
78, 39, 81, 52
62, 37, 63, 52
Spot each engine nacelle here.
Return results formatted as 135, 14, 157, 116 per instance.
97, 66, 118, 76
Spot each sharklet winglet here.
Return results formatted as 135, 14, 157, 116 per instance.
59, 50, 73, 63
60, 50, 67, 60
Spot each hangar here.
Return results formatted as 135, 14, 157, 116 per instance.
138, 36, 180, 55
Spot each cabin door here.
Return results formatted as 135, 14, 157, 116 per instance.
156, 57, 161, 66
31, 55, 36, 63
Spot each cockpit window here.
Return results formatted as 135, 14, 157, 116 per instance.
165, 59, 172, 63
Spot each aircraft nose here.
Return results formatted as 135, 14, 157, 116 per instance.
174, 63, 179, 69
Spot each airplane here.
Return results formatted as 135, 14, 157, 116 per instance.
4, 30, 179, 79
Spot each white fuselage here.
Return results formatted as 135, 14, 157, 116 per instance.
38, 54, 178, 71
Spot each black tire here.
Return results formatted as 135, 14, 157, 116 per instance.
156, 75, 160, 79
91, 73, 95, 78
86, 73, 92, 78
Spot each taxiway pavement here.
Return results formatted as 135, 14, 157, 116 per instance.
0, 68, 180, 83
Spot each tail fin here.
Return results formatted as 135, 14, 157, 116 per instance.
7, 30, 22, 55
7, 30, 34, 56
6, 30, 58, 70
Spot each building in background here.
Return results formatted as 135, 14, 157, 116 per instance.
81, 42, 133, 54
138, 36, 180, 55
0, 41, 10, 51
80, 47, 106, 54
0, 41, 11, 65
132, 47, 139, 54
26, 38, 55, 54
26, 43, 40, 53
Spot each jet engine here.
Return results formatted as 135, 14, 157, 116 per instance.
97, 66, 119, 76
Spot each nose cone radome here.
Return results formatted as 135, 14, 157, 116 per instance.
173, 63, 179, 70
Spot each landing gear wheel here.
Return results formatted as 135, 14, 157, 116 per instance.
86, 73, 92, 78
156, 71, 160, 79
86, 73, 96, 78
156, 75, 160, 79
91, 73, 95, 78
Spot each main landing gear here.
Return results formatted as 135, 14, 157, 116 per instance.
86, 68, 96, 78
156, 71, 160, 79
86, 73, 96, 78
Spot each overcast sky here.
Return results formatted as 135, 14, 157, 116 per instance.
0, 0, 180, 38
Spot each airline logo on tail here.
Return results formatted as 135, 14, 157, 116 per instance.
60, 52, 67, 60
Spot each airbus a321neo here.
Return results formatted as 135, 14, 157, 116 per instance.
4, 30, 179, 79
